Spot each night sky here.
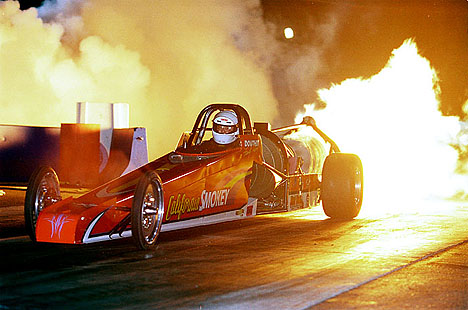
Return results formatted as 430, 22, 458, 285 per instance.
6, 0, 43, 10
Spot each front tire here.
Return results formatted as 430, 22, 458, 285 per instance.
24, 166, 61, 242
131, 171, 165, 250
321, 153, 363, 219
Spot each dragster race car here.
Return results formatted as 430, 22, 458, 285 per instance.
24, 103, 363, 250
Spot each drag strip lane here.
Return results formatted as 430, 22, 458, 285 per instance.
203, 236, 468, 310
1, 202, 468, 309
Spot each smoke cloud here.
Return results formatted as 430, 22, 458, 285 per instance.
268, 6, 345, 124
0, 0, 279, 158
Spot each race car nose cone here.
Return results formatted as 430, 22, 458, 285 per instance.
35, 198, 81, 244
36, 212, 80, 244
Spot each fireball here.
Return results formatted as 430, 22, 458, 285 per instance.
295, 39, 466, 215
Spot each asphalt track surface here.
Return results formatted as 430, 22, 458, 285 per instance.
1, 189, 468, 309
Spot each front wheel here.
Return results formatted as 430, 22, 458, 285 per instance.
131, 171, 165, 250
24, 166, 61, 242
321, 153, 363, 219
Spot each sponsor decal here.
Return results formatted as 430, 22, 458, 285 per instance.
45, 214, 72, 239
165, 188, 232, 221
166, 194, 200, 221
200, 188, 230, 211
243, 139, 259, 148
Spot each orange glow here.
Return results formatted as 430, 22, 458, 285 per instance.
295, 39, 467, 215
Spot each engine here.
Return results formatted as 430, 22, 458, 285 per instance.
249, 122, 327, 208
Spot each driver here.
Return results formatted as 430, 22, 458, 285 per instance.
212, 110, 239, 145
185, 110, 240, 153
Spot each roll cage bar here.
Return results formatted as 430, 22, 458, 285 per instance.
187, 103, 254, 146
271, 116, 341, 154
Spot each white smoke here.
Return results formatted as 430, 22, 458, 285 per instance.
270, 8, 344, 123
1, 0, 281, 159
37, 0, 87, 47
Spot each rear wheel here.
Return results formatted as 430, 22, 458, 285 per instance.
321, 153, 363, 219
24, 166, 61, 242
131, 171, 165, 250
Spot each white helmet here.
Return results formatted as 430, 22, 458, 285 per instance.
212, 110, 239, 145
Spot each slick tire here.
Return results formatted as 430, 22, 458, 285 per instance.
131, 171, 165, 250
24, 166, 61, 242
321, 153, 363, 219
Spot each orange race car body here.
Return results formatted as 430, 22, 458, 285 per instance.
26, 104, 363, 249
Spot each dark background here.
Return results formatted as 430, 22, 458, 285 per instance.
261, 0, 468, 118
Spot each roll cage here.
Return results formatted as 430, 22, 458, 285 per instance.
186, 103, 254, 147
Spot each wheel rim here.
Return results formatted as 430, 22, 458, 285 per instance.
140, 182, 163, 245
33, 171, 60, 226
353, 167, 362, 207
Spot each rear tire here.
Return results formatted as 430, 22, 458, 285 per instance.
131, 171, 165, 250
24, 166, 61, 242
321, 153, 363, 219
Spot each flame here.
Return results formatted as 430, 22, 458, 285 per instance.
295, 39, 467, 215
